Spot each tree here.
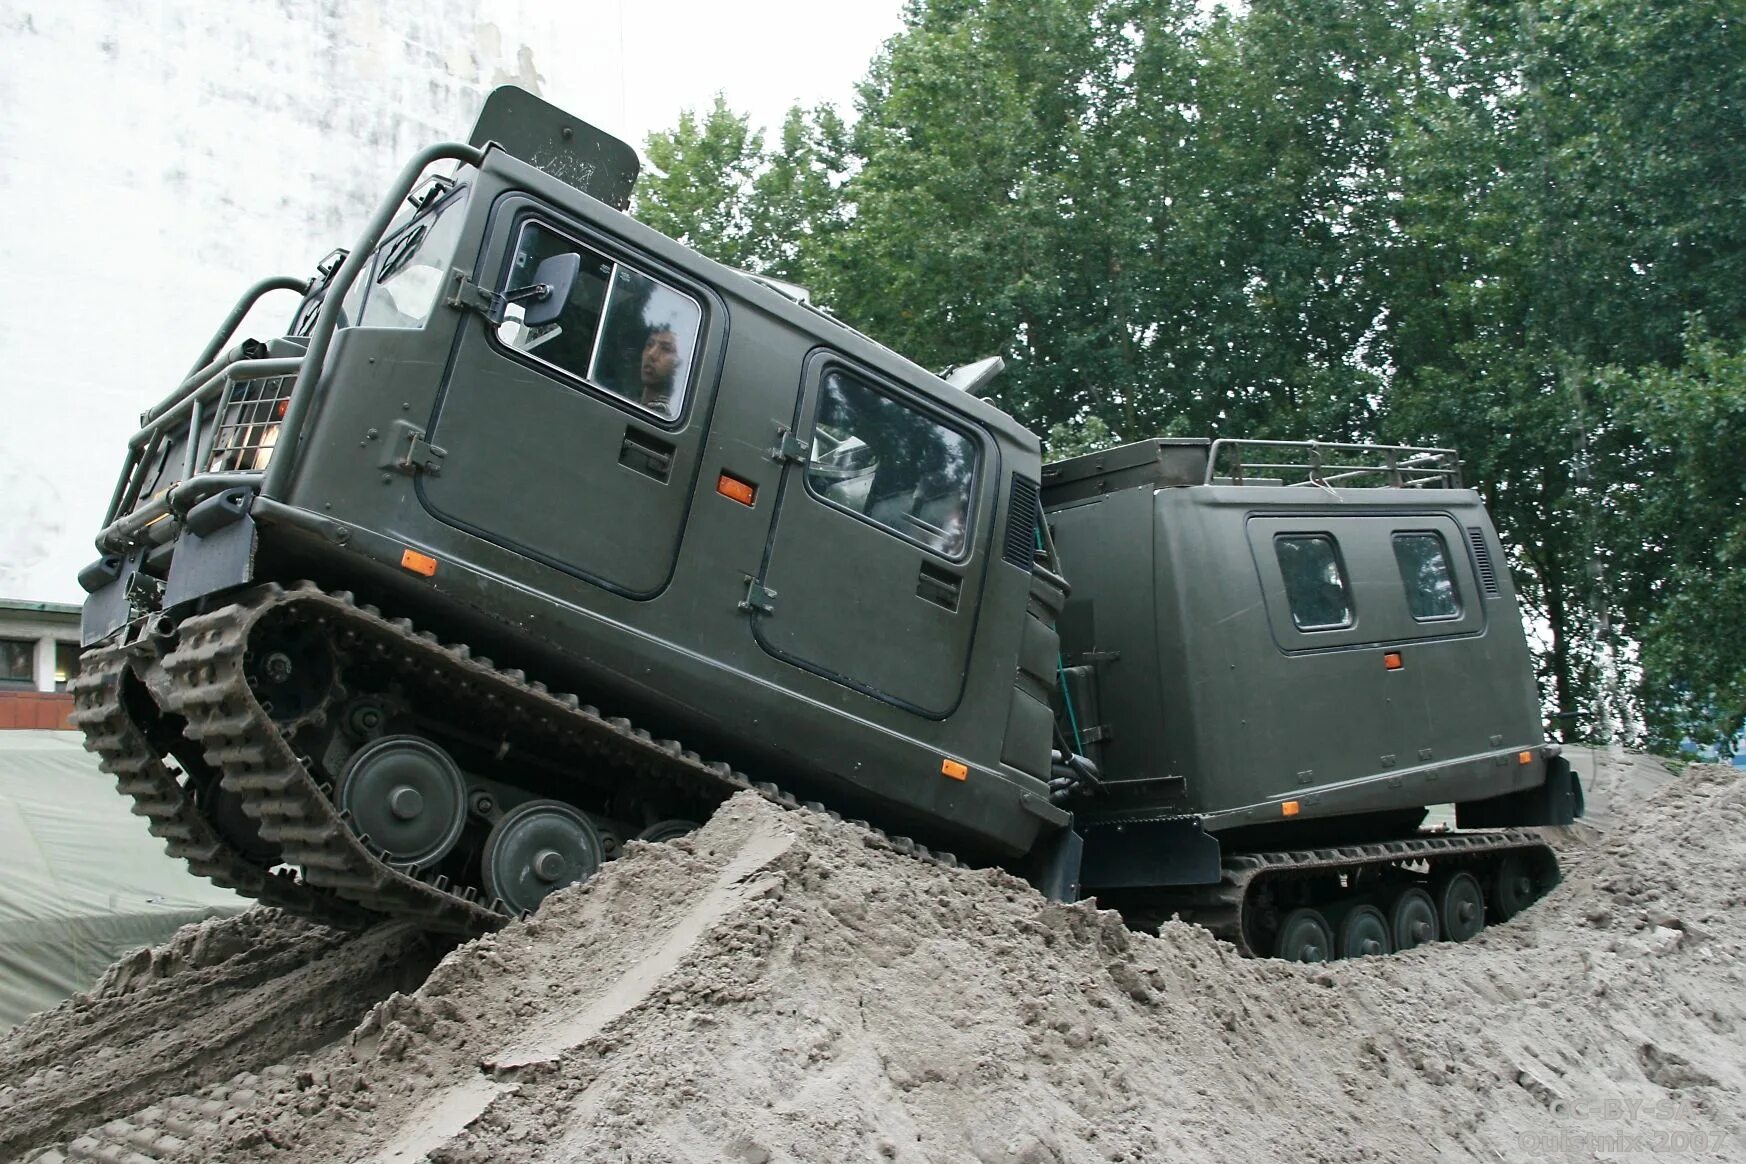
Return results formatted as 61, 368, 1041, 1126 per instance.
821, 0, 1160, 431
631, 0, 1746, 746
634, 96, 766, 271
1600, 333, 1746, 750
1128, 0, 1422, 442
1382, 0, 1746, 742
747, 105, 853, 289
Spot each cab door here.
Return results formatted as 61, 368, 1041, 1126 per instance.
420, 198, 715, 597
752, 356, 994, 718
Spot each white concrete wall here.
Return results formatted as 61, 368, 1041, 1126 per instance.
0, 0, 621, 603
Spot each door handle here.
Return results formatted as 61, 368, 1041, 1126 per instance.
916, 562, 962, 611
618, 428, 674, 483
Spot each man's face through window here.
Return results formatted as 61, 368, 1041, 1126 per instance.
640, 328, 680, 399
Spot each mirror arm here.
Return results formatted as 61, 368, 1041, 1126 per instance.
501, 281, 553, 306
442, 278, 548, 327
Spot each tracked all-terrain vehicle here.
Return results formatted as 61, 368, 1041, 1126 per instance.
72, 88, 1582, 962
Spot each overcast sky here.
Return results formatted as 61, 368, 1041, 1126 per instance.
0, 1, 909, 603
549, 1, 906, 151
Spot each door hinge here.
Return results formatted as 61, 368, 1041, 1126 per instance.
769, 425, 810, 465
738, 576, 777, 615
383, 419, 446, 476
444, 267, 501, 320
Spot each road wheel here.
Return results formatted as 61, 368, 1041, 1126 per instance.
1274, 907, 1334, 963
1489, 853, 1536, 922
1388, 885, 1438, 951
482, 799, 604, 915
1435, 869, 1487, 942
635, 819, 701, 843
337, 735, 469, 868
1337, 904, 1393, 958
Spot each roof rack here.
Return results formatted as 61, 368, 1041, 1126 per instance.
1206, 439, 1462, 489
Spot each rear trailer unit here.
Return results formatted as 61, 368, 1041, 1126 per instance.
1040, 437, 1582, 957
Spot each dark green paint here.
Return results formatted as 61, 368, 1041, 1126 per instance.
81, 89, 1569, 892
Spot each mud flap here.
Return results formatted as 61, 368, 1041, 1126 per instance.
80, 552, 143, 647
164, 493, 258, 610
1025, 826, 1084, 903
1456, 755, 1586, 828
1077, 816, 1223, 891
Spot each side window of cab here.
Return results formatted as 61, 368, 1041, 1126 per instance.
805, 369, 979, 559
492, 220, 703, 422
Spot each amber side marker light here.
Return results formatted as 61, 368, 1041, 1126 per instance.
400, 548, 439, 577
717, 473, 757, 507
1281, 800, 1302, 817
1384, 651, 1404, 670
1518, 750, 1534, 765
941, 758, 969, 781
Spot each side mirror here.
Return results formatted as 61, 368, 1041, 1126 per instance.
514, 252, 581, 328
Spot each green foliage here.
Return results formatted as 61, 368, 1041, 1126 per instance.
1043, 414, 1120, 460
631, 0, 1746, 746
634, 97, 766, 271
748, 105, 852, 288
829, 0, 1142, 431
1381, 0, 1746, 741
1599, 333, 1746, 749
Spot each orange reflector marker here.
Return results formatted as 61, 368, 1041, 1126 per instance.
1518, 750, 1534, 765
716, 472, 757, 507
941, 758, 969, 781
1281, 800, 1301, 817
1384, 651, 1403, 671
400, 548, 439, 577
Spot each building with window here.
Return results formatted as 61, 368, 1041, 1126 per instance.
0, 600, 81, 729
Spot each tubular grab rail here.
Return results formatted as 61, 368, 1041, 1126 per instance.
1205, 438, 1462, 490
96, 140, 488, 555
264, 140, 486, 499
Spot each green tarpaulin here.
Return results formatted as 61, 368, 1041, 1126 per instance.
0, 731, 244, 1029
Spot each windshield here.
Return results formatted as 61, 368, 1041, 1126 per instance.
356, 185, 470, 329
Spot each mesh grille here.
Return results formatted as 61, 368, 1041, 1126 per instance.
208, 375, 295, 473
1003, 475, 1041, 570
1467, 525, 1500, 597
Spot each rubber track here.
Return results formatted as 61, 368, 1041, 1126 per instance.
1173, 829, 1555, 955
25, 1066, 293, 1164
143, 582, 948, 935
68, 640, 355, 922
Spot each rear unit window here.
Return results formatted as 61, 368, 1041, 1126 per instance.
1275, 535, 1354, 630
1393, 531, 1461, 620
806, 370, 978, 558
494, 221, 701, 422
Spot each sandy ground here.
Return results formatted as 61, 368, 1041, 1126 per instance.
3, 753, 1740, 1163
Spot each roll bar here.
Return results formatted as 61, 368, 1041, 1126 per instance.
263, 140, 487, 498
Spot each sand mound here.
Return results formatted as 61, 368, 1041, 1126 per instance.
0, 913, 450, 1160
6, 763, 1742, 1163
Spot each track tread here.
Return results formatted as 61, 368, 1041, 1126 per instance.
81, 584, 959, 936
69, 640, 357, 924
1170, 830, 1558, 955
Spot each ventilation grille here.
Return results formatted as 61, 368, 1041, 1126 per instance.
1467, 526, 1501, 597
1003, 475, 1041, 571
